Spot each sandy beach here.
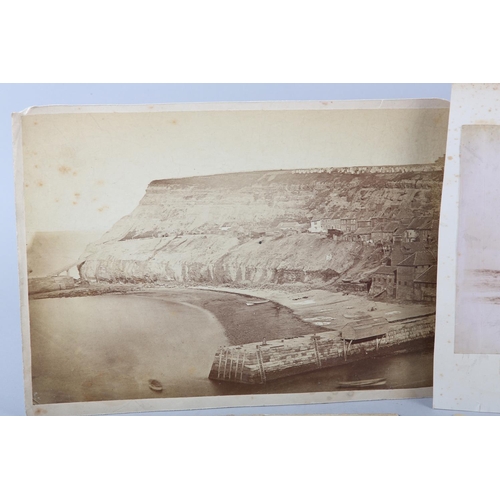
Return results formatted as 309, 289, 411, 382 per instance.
192, 285, 436, 329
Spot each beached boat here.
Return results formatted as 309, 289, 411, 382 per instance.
246, 300, 270, 306
337, 378, 386, 389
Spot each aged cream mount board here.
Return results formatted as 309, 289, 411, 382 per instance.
14, 99, 449, 415
434, 84, 500, 413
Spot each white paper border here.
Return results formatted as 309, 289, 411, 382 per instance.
434, 83, 500, 412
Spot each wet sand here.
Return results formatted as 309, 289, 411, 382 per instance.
194, 285, 436, 329
135, 288, 325, 345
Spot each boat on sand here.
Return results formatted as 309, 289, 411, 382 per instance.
246, 300, 270, 306
337, 378, 386, 389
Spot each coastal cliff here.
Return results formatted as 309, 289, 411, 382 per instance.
78, 162, 443, 286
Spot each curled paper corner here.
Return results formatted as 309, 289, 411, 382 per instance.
13, 105, 38, 117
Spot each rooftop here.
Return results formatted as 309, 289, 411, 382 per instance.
354, 227, 373, 235
406, 217, 433, 230
278, 221, 301, 227
382, 221, 400, 232
397, 250, 437, 267
372, 265, 397, 275
414, 265, 438, 284
400, 241, 427, 254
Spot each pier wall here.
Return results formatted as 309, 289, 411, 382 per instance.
208, 315, 435, 384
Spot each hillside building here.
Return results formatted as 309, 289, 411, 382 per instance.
380, 221, 400, 241
370, 216, 388, 227
309, 219, 336, 233
340, 217, 357, 233
370, 224, 385, 243
327, 229, 343, 241
357, 219, 372, 228
369, 266, 397, 298
370, 246, 437, 302
420, 220, 439, 243
395, 250, 437, 301
403, 217, 433, 242
278, 221, 302, 230
353, 227, 373, 242
413, 265, 438, 302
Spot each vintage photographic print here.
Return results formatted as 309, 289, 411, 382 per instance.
455, 125, 500, 354
14, 100, 449, 415
433, 84, 500, 414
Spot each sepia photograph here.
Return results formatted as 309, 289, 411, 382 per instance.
14, 100, 449, 415
433, 83, 500, 413
455, 124, 500, 354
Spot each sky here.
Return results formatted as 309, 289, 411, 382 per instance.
18, 102, 449, 233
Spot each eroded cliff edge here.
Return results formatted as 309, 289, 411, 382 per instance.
78, 163, 443, 286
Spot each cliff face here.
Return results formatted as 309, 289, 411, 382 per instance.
78, 163, 443, 286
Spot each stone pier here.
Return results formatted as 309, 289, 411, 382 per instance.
208, 315, 435, 384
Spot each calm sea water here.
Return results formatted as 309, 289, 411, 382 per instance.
30, 295, 229, 403
28, 232, 433, 404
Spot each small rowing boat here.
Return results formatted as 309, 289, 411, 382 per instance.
337, 378, 386, 389
246, 300, 270, 306
148, 379, 163, 392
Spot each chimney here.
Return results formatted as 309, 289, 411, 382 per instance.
389, 235, 404, 266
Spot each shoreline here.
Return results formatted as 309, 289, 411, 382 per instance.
28, 283, 436, 396
30, 283, 325, 346
29, 281, 435, 344
190, 284, 436, 329
133, 287, 325, 346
